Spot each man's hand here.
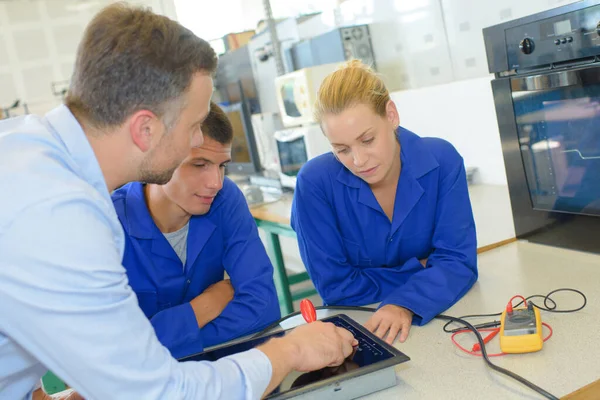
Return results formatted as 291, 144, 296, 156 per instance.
365, 305, 414, 344
33, 388, 84, 400
281, 321, 358, 371
189, 279, 234, 328
204, 279, 234, 306
258, 321, 357, 396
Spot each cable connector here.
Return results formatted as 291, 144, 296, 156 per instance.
506, 295, 527, 314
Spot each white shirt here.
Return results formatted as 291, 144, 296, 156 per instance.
0, 106, 272, 400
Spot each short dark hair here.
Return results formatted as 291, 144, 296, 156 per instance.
65, 3, 218, 129
201, 102, 233, 145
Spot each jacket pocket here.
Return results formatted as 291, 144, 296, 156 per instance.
342, 237, 372, 267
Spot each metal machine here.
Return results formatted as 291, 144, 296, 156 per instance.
484, 0, 600, 254
285, 25, 376, 72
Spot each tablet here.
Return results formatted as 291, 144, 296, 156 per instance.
179, 314, 410, 399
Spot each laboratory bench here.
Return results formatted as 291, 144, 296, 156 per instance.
273, 240, 600, 399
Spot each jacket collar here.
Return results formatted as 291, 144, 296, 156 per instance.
124, 181, 224, 270
124, 182, 155, 240
336, 127, 439, 233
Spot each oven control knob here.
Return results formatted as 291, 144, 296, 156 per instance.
519, 38, 535, 54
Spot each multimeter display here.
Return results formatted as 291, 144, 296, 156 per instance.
503, 309, 539, 336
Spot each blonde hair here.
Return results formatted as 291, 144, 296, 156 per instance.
314, 59, 390, 122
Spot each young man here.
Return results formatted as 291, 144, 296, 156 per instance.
112, 102, 280, 358
0, 4, 356, 400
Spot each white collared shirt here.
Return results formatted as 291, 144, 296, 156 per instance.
0, 106, 272, 400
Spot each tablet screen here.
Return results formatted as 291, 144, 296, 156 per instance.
179, 314, 409, 398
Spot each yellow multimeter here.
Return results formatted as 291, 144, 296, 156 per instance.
499, 303, 543, 354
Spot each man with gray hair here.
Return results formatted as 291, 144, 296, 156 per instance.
0, 3, 356, 400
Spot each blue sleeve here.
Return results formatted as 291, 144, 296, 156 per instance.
150, 303, 205, 358
292, 162, 477, 325
379, 162, 478, 324
293, 177, 424, 307
200, 188, 281, 347
0, 194, 272, 399
118, 187, 279, 358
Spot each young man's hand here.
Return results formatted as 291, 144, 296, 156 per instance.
190, 279, 234, 328
204, 279, 234, 306
33, 388, 84, 400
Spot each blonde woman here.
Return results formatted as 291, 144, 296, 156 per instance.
291, 60, 478, 345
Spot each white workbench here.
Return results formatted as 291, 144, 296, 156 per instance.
278, 241, 600, 399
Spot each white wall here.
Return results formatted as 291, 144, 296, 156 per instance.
0, 0, 176, 116
173, 0, 341, 42
390, 77, 507, 185
334, 0, 579, 91
174, 0, 265, 41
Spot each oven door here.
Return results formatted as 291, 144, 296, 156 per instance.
492, 64, 600, 253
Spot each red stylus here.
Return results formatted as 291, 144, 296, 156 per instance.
302, 299, 359, 350
300, 299, 317, 323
